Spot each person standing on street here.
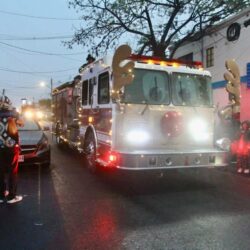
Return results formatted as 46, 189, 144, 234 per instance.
231, 120, 250, 174
0, 94, 24, 204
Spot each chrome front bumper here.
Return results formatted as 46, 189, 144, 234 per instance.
116, 149, 228, 170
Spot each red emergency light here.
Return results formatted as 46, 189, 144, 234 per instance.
104, 151, 120, 167
129, 54, 203, 69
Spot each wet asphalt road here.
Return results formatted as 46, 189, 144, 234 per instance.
1, 139, 250, 249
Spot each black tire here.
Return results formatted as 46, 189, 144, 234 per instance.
84, 132, 98, 173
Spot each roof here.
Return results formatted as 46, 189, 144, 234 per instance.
53, 81, 72, 93
180, 7, 250, 46
52, 75, 82, 94
205, 6, 250, 34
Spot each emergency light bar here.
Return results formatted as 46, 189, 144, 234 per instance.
128, 54, 203, 69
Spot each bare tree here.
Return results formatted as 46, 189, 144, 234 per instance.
66, 0, 249, 58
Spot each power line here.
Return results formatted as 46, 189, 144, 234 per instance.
0, 67, 77, 74
0, 79, 69, 87
0, 34, 73, 41
0, 9, 82, 21
0, 43, 84, 63
0, 41, 82, 56
0, 45, 48, 75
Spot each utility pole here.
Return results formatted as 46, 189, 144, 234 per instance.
50, 78, 53, 140
50, 78, 53, 113
50, 78, 53, 98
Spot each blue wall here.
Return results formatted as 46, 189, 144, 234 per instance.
212, 76, 247, 89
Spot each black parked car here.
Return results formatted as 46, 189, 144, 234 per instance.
18, 118, 51, 167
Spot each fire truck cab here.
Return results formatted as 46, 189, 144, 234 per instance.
52, 45, 229, 172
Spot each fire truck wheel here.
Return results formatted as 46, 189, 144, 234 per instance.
84, 132, 98, 173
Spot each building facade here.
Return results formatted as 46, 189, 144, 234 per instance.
175, 7, 250, 121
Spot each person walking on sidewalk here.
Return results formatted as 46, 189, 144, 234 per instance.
0, 95, 24, 204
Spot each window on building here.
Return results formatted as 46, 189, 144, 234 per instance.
98, 72, 110, 104
82, 80, 88, 105
206, 47, 214, 67
247, 63, 250, 88
178, 53, 193, 62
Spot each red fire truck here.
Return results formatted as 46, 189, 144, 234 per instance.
52, 45, 229, 173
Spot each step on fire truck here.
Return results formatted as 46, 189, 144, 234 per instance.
52, 45, 229, 172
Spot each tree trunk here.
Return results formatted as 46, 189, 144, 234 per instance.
152, 44, 167, 58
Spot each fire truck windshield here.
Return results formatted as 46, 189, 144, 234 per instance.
122, 69, 170, 105
171, 73, 212, 107
121, 69, 212, 107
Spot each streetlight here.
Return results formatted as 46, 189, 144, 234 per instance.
39, 81, 46, 88
39, 79, 53, 122
39, 79, 53, 97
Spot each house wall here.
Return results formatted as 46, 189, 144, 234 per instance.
175, 8, 250, 122
213, 84, 250, 121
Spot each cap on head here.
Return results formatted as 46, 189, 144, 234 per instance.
86, 54, 95, 62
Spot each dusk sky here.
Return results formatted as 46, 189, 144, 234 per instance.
0, 0, 88, 107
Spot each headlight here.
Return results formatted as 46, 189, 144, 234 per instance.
36, 111, 44, 119
188, 118, 209, 141
126, 129, 150, 145
216, 138, 231, 151
24, 110, 34, 119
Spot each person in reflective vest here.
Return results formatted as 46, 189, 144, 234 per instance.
231, 121, 250, 174
0, 95, 24, 204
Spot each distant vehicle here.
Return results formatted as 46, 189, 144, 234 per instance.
18, 118, 51, 167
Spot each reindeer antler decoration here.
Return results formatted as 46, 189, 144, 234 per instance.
111, 45, 135, 99
222, 59, 241, 120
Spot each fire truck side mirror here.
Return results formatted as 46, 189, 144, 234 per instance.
111, 89, 125, 103
118, 89, 125, 101
111, 45, 135, 100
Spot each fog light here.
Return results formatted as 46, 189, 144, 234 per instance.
106, 151, 120, 167
109, 154, 117, 162
108, 152, 119, 163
